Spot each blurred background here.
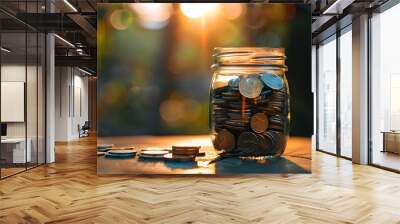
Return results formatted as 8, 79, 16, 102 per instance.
97, 3, 311, 137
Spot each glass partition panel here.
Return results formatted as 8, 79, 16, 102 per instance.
0, 1, 46, 179
26, 0, 43, 169
317, 37, 337, 154
339, 29, 352, 158
371, 3, 400, 171
1, 30, 28, 177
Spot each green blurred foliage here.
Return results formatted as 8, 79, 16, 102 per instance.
98, 3, 311, 137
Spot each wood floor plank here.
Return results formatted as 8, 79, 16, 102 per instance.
0, 136, 399, 223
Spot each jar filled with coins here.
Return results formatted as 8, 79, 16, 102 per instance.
210, 47, 290, 157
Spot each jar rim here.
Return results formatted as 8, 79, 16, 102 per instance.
212, 47, 286, 68
213, 47, 285, 57
211, 64, 288, 72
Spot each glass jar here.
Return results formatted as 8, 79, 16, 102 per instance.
210, 47, 290, 157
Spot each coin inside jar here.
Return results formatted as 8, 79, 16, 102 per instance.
214, 129, 235, 152
210, 48, 290, 157
260, 73, 284, 90
250, 113, 269, 133
237, 132, 259, 152
238, 76, 263, 98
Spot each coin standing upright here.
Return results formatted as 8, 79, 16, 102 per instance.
210, 47, 290, 157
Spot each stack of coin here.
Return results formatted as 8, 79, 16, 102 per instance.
172, 146, 201, 156
212, 73, 288, 157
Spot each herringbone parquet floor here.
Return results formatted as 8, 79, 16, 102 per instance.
1, 136, 400, 224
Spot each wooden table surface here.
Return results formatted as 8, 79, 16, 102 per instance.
97, 135, 311, 175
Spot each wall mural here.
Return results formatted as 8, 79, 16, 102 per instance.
97, 3, 312, 175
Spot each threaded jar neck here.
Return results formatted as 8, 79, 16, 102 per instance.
212, 47, 287, 70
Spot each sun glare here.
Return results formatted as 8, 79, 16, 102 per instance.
180, 3, 219, 19
130, 3, 173, 29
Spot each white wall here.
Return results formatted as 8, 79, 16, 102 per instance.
1, 65, 35, 138
55, 67, 89, 141
1, 64, 46, 164
55, 67, 69, 141
72, 73, 89, 138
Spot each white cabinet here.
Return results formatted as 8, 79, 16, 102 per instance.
1, 138, 32, 163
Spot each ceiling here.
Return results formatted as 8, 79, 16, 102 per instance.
0, 0, 391, 75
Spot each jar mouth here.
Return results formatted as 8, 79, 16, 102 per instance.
213, 47, 285, 57
212, 47, 286, 67
210, 65, 287, 75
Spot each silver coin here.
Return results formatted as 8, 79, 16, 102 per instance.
140, 150, 169, 156
260, 73, 284, 90
238, 76, 263, 98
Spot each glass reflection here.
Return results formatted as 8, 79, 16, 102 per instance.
0, 1, 46, 178
317, 37, 337, 154
339, 29, 352, 158
371, 4, 400, 171
1, 30, 28, 177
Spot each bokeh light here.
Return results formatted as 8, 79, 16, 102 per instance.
109, 9, 133, 30
131, 3, 173, 29
246, 6, 267, 30
221, 4, 243, 20
104, 82, 127, 105
98, 3, 307, 136
215, 20, 243, 46
160, 99, 185, 123
180, 3, 219, 19
160, 98, 201, 126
